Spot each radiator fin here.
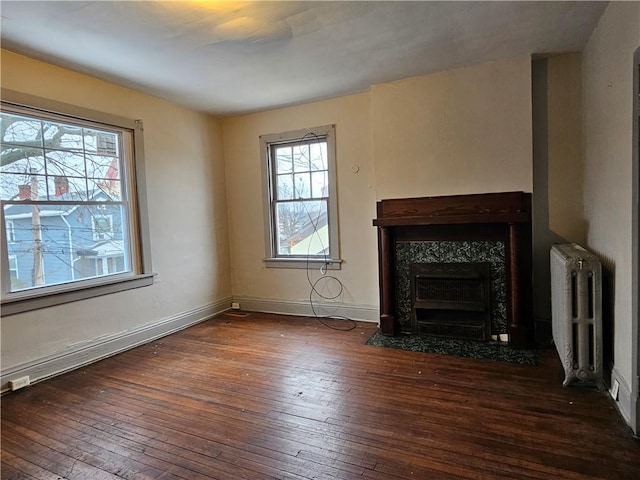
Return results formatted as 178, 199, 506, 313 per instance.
550, 244, 604, 390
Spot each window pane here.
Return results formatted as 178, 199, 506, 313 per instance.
0, 147, 46, 200
86, 154, 120, 179
1, 145, 45, 174
0, 174, 47, 201
311, 171, 328, 198
3, 202, 130, 292
275, 146, 292, 174
293, 144, 310, 173
275, 200, 328, 256
1, 113, 42, 146
45, 150, 87, 179
293, 173, 311, 199
42, 121, 84, 151
276, 174, 294, 200
309, 142, 327, 171
46, 175, 88, 201
87, 155, 122, 200
89, 178, 122, 200
84, 129, 119, 156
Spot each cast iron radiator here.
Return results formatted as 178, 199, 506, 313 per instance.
550, 243, 604, 390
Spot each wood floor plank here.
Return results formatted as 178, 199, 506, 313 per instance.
4, 401, 227, 480
2, 311, 639, 479
23, 385, 285, 480
0, 453, 41, 480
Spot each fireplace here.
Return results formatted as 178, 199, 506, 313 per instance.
410, 262, 491, 340
373, 191, 533, 348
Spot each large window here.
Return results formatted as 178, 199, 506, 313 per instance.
1, 91, 153, 315
261, 125, 340, 268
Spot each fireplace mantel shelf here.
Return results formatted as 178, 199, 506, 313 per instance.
373, 191, 533, 349
373, 211, 530, 227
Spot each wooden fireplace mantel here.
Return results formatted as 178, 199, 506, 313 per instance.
373, 191, 533, 349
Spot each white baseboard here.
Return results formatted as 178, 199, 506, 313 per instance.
634, 388, 639, 436
232, 295, 379, 323
611, 365, 634, 429
0, 297, 232, 393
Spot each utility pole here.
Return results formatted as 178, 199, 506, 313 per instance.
30, 168, 44, 286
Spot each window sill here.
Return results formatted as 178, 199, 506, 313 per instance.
263, 257, 342, 270
1, 273, 155, 316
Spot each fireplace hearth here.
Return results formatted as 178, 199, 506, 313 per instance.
410, 262, 491, 340
373, 191, 533, 349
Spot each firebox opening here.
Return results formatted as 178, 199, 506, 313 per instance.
410, 262, 491, 341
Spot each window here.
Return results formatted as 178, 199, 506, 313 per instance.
6, 220, 15, 243
260, 125, 340, 268
0, 90, 153, 315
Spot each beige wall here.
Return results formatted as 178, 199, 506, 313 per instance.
222, 55, 533, 316
371, 56, 533, 200
0, 50, 232, 372
547, 53, 585, 244
222, 93, 379, 313
582, 2, 640, 388
530, 53, 585, 324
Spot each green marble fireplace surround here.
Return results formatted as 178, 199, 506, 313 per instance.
396, 240, 507, 335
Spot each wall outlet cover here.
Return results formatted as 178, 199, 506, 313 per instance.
9, 376, 30, 391
610, 379, 620, 400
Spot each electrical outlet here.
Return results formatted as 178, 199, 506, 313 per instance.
231, 302, 240, 310
9, 375, 30, 391
610, 379, 620, 400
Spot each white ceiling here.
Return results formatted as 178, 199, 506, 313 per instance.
0, 1, 608, 116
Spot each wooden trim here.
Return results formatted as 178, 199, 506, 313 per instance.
0, 297, 232, 392
0, 273, 155, 316
374, 191, 531, 225
231, 295, 379, 322
373, 212, 530, 227
378, 226, 397, 335
631, 46, 640, 436
611, 365, 633, 425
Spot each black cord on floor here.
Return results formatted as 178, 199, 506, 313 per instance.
292, 135, 357, 332
307, 272, 358, 331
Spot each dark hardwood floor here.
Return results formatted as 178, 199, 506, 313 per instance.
2, 311, 639, 479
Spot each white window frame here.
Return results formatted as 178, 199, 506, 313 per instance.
260, 125, 341, 269
0, 89, 154, 316
6, 220, 15, 243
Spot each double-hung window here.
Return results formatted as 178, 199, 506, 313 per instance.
261, 125, 340, 269
0, 90, 153, 315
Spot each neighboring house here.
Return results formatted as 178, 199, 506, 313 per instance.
285, 210, 329, 256
5, 189, 126, 291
